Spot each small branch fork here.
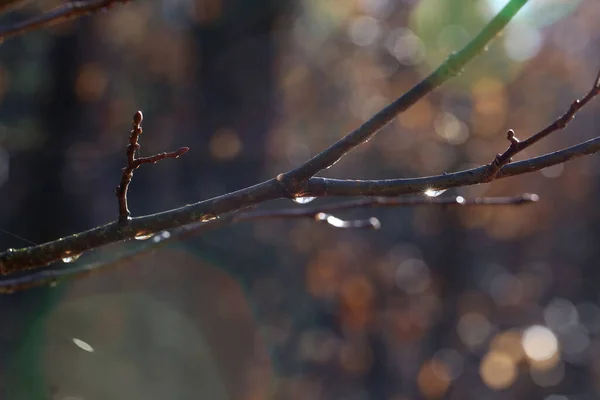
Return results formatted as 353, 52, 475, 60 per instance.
485, 69, 600, 180
0, 0, 131, 41
276, 0, 529, 195
115, 111, 189, 222
1, 0, 600, 280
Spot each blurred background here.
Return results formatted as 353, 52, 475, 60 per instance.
0, 0, 599, 399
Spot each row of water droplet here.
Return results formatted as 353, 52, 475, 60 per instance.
61, 191, 448, 263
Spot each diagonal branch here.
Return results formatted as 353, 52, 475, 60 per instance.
1, 0, 598, 278
276, 0, 529, 194
0, 194, 537, 293
0, 115, 598, 274
0, 0, 130, 41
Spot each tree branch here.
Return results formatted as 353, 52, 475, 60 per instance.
1, 90, 598, 274
276, 0, 529, 194
485, 68, 600, 179
0, 194, 538, 293
304, 135, 600, 197
235, 194, 538, 224
0, 0, 130, 41
1, 0, 598, 278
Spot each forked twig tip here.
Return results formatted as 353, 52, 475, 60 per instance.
116, 110, 189, 221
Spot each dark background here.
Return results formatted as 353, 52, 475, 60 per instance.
0, 0, 599, 399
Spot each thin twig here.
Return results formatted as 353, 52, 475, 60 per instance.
0, 0, 130, 41
0, 194, 537, 293
485, 68, 600, 179
236, 194, 538, 222
115, 111, 189, 222
305, 135, 600, 197
276, 0, 529, 194
234, 193, 538, 230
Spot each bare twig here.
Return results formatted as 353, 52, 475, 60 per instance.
236, 194, 538, 223
115, 111, 189, 222
0, 194, 537, 293
0, 0, 130, 41
303, 67, 600, 198
234, 193, 538, 230
485, 68, 600, 179
276, 0, 529, 194
304, 135, 600, 197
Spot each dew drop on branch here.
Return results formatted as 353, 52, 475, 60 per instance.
293, 196, 316, 204
152, 231, 171, 243
61, 252, 82, 263
424, 188, 447, 197
200, 214, 217, 222
134, 232, 154, 240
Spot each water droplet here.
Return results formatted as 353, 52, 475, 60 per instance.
134, 232, 153, 240
324, 215, 345, 228
315, 212, 327, 221
151, 231, 172, 243
72, 338, 94, 352
369, 217, 381, 229
293, 196, 316, 204
200, 214, 217, 222
61, 252, 82, 263
424, 188, 447, 197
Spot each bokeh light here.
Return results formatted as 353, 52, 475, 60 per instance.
544, 298, 578, 332
418, 360, 451, 398
480, 351, 517, 390
433, 348, 464, 381
72, 338, 94, 353
490, 330, 525, 363
522, 325, 559, 362
530, 362, 565, 387
457, 312, 493, 349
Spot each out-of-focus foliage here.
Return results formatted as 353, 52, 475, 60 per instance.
0, 0, 599, 399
